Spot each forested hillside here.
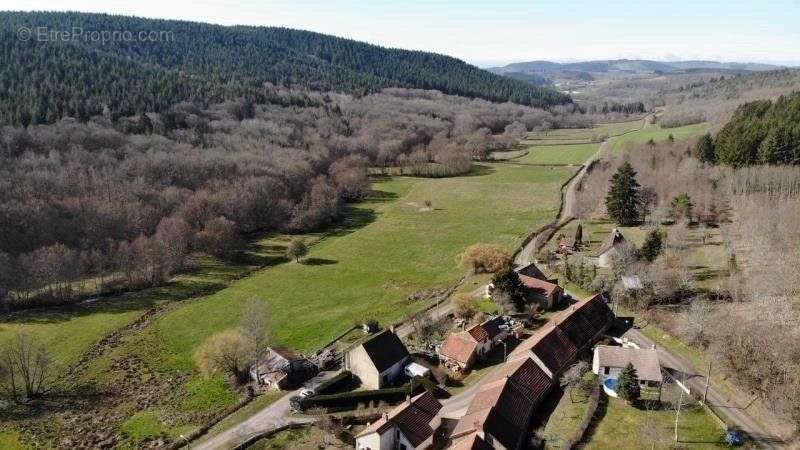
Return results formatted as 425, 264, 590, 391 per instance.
0, 11, 571, 125
713, 91, 800, 165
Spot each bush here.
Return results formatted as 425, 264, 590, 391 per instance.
459, 243, 511, 274
314, 371, 356, 395
296, 377, 432, 412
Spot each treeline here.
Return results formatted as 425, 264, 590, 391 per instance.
588, 101, 646, 115
0, 88, 561, 310
711, 91, 800, 165
0, 11, 571, 126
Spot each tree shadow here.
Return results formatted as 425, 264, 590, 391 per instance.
302, 258, 338, 266
366, 189, 399, 203
459, 164, 495, 177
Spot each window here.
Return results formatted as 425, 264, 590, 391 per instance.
603, 367, 610, 375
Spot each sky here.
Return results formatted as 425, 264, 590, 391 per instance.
6, 0, 800, 67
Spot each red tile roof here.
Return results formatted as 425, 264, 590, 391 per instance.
452, 377, 538, 450
356, 391, 442, 446
440, 332, 479, 365
451, 432, 493, 450
466, 317, 504, 343
519, 274, 561, 298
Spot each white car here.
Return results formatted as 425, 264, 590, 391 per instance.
299, 388, 315, 398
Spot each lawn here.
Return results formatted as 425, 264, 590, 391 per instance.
526, 118, 645, 142
584, 391, 727, 449
542, 373, 595, 449
520, 143, 600, 165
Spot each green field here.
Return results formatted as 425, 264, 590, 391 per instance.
607, 122, 709, 153
526, 119, 645, 142
520, 143, 600, 165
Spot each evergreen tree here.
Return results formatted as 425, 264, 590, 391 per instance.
696, 133, 716, 163
605, 162, 642, 226
639, 229, 664, 262
617, 362, 641, 403
490, 267, 526, 312
670, 194, 694, 222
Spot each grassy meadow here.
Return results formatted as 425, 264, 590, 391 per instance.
607, 122, 709, 153
520, 143, 600, 165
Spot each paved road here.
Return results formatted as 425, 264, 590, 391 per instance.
193, 371, 339, 450
623, 327, 786, 449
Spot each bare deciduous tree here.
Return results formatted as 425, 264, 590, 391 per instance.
0, 333, 54, 403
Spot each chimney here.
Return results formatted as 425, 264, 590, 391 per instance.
383, 412, 389, 421
406, 394, 411, 405
389, 325, 395, 334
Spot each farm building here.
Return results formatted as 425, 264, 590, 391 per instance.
344, 329, 410, 389
597, 228, 628, 268
449, 358, 553, 450
447, 294, 615, 449
356, 391, 442, 450
249, 347, 318, 390
518, 274, 564, 310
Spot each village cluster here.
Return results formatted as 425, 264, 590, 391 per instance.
244, 226, 665, 450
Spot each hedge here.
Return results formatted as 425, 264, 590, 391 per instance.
296, 376, 433, 412
314, 371, 355, 395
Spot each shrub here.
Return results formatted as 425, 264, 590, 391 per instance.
195, 330, 254, 384
459, 243, 511, 274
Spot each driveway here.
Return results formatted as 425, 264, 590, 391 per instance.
193, 370, 340, 450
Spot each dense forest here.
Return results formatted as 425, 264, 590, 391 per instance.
713, 91, 800, 165
0, 11, 571, 126
0, 88, 568, 310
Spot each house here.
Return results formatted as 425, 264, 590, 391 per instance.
450, 358, 553, 450
597, 228, 627, 268
344, 329, 411, 389
355, 391, 442, 450
518, 274, 563, 310
249, 347, 318, 390
592, 345, 663, 391
440, 317, 509, 372
439, 332, 479, 371
557, 223, 583, 254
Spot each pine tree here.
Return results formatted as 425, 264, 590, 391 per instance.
605, 162, 642, 226
639, 229, 664, 262
617, 362, 641, 403
696, 133, 716, 163
490, 267, 526, 312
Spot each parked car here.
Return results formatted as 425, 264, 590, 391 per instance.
725, 428, 743, 446
299, 388, 315, 398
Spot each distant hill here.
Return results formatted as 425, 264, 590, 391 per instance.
489, 59, 788, 77
0, 11, 571, 125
